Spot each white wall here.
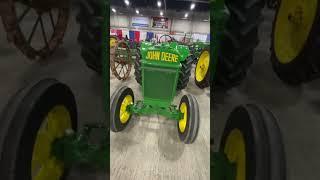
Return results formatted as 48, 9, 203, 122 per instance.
110, 15, 129, 27
171, 19, 192, 33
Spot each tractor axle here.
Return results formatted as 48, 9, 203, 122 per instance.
127, 100, 183, 121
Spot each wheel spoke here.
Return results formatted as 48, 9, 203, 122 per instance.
115, 62, 120, 69
28, 15, 40, 44
18, 7, 31, 23
39, 15, 49, 48
119, 65, 124, 77
49, 11, 55, 29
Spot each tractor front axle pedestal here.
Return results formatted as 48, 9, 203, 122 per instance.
127, 101, 183, 121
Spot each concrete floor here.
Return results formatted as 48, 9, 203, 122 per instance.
213, 9, 320, 180
0, 9, 106, 180
110, 66, 210, 180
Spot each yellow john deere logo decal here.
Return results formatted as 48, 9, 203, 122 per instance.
146, 51, 178, 62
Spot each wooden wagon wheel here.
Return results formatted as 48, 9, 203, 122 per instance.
110, 41, 132, 80
0, 0, 69, 60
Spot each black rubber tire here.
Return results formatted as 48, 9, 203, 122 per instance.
177, 94, 200, 144
110, 86, 134, 132
270, 2, 320, 85
219, 104, 285, 180
134, 48, 142, 85
195, 47, 210, 88
177, 56, 193, 91
0, 78, 77, 180
215, 0, 265, 89
76, 0, 104, 74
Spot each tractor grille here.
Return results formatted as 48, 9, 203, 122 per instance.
143, 66, 178, 104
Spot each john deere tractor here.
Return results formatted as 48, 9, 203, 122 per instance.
111, 41, 198, 143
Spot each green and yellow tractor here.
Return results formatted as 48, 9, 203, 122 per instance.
111, 41, 198, 144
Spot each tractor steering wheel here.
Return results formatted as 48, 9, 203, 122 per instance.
158, 34, 174, 43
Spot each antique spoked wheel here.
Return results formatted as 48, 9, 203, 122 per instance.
110, 41, 132, 80
1, 0, 69, 60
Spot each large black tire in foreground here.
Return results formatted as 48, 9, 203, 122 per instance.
270, 1, 320, 84
134, 55, 193, 91
215, 0, 265, 89
76, 0, 104, 74
0, 79, 77, 180
220, 104, 286, 180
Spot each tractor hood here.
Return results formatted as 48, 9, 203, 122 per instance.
140, 42, 190, 62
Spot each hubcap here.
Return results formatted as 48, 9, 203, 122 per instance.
274, 0, 318, 64
31, 105, 72, 180
119, 95, 133, 124
224, 129, 246, 180
178, 102, 188, 133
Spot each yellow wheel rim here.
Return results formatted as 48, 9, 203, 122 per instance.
195, 50, 210, 82
119, 95, 133, 124
31, 105, 72, 180
110, 37, 117, 48
224, 129, 246, 180
274, 0, 318, 64
178, 102, 188, 133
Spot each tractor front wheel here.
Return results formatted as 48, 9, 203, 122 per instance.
219, 104, 286, 180
177, 94, 200, 144
0, 79, 77, 180
110, 86, 134, 132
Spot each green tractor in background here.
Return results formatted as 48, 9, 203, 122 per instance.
110, 39, 140, 80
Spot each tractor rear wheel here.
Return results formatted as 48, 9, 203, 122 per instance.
76, 0, 103, 74
220, 104, 286, 180
0, 79, 77, 180
110, 86, 134, 132
177, 94, 200, 144
134, 49, 142, 84
195, 47, 210, 88
270, 0, 320, 84
177, 56, 193, 90
215, 0, 265, 89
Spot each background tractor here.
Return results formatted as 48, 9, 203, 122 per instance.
110, 39, 140, 80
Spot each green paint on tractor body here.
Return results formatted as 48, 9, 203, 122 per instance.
128, 41, 189, 120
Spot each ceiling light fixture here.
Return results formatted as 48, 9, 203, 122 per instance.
184, 13, 188, 18
136, 9, 139, 14
157, 1, 162, 7
124, 0, 129, 6
112, 8, 116, 13
190, 3, 195, 10
160, 11, 163, 16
